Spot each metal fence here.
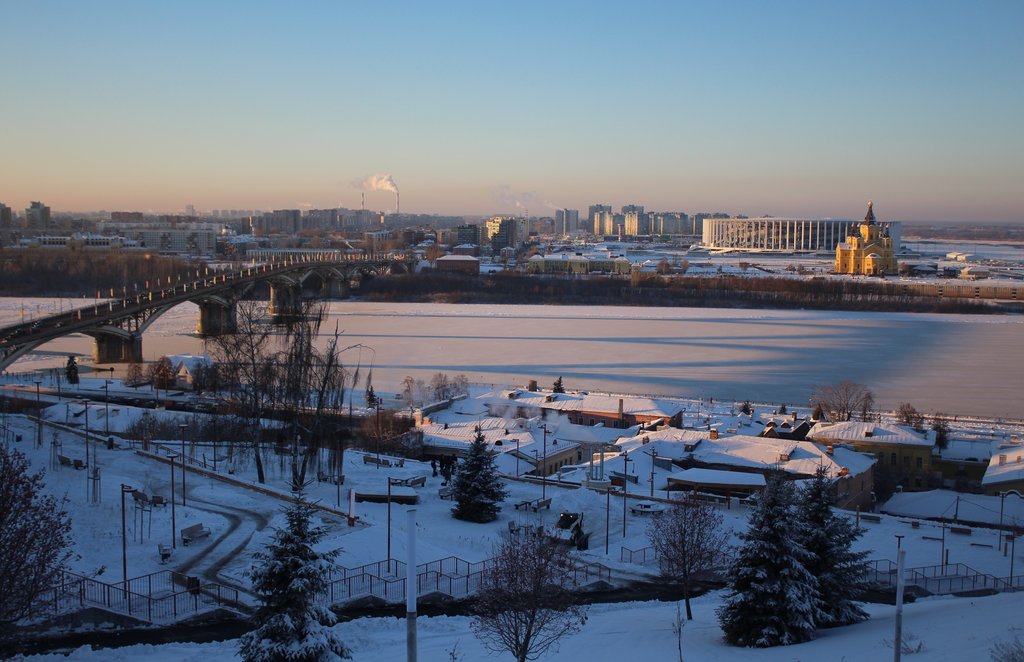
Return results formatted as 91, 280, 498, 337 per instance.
620, 545, 658, 565
866, 559, 1024, 595
43, 569, 241, 623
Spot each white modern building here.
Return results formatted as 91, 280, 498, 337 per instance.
702, 217, 901, 253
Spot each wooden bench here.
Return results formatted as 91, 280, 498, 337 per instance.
58, 455, 73, 468
860, 514, 882, 523
181, 523, 211, 546
513, 499, 533, 511
158, 543, 173, 563
363, 455, 388, 467
438, 486, 456, 500
405, 476, 426, 488
950, 526, 972, 536
73, 458, 87, 471
151, 495, 167, 507
531, 497, 552, 512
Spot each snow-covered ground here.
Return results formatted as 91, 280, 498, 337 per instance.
23, 591, 1024, 661
4, 391, 1024, 661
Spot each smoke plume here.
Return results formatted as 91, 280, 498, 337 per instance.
355, 173, 399, 194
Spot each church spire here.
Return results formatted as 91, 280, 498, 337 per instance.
864, 200, 876, 224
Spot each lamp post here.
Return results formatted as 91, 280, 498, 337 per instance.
375, 398, 382, 467
605, 488, 611, 555
622, 451, 631, 538
387, 477, 402, 564
34, 379, 42, 449
168, 453, 177, 549
515, 438, 520, 478
539, 424, 548, 500
179, 423, 188, 507
895, 534, 904, 552
103, 379, 111, 436
121, 484, 134, 582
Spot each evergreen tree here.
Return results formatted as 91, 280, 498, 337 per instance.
717, 474, 820, 647
451, 428, 508, 523
65, 355, 79, 386
552, 376, 565, 394
365, 385, 377, 408
798, 466, 869, 628
239, 492, 351, 662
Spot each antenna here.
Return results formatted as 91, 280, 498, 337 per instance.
362, 192, 365, 210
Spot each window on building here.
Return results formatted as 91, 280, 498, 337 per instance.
891, 453, 897, 466
916, 457, 923, 469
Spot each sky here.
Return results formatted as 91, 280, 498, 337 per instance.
1, 1, 1023, 221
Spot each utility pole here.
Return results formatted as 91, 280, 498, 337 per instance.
894, 548, 906, 662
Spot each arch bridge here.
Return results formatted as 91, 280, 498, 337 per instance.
0, 254, 414, 371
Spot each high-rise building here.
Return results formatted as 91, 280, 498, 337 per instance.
555, 208, 580, 234
24, 201, 51, 228
305, 208, 341, 229
593, 211, 615, 236
0, 203, 11, 228
486, 216, 519, 251
588, 204, 612, 229
621, 204, 644, 216
454, 223, 484, 247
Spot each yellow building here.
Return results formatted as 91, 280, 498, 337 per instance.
835, 202, 898, 276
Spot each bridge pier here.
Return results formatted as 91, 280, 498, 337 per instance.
92, 332, 142, 364
268, 283, 303, 319
196, 300, 237, 336
324, 277, 349, 299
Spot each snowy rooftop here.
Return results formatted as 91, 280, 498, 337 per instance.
672, 467, 767, 488
807, 421, 933, 447
982, 448, 1024, 487
488, 389, 684, 419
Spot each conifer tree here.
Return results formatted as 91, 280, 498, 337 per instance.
717, 474, 820, 647
798, 466, 869, 628
552, 376, 565, 394
239, 492, 351, 662
451, 427, 508, 523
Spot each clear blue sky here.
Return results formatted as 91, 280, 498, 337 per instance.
2, 1, 1022, 221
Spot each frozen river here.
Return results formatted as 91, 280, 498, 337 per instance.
2, 299, 1022, 419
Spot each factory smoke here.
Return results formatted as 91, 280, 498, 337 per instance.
355, 173, 400, 213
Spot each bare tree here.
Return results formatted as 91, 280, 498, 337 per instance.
472, 529, 587, 662
0, 444, 73, 625
648, 494, 729, 620
896, 402, 926, 431
206, 300, 277, 483
809, 380, 875, 422
148, 355, 176, 391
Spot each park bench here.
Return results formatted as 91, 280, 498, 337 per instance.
404, 476, 426, 488
151, 495, 167, 507
950, 526, 972, 536
438, 485, 456, 500
363, 455, 388, 467
158, 543, 173, 563
58, 455, 73, 468
860, 514, 882, 523
513, 499, 533, 511
72, 458, 87, 471
181, 523, 211, 546
531, 497, 552, 512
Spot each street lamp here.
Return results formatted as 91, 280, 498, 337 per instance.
539, 423, 548, 500
622, 451, 631, 538
179, 423, 188, 507
103, 379, 111, 436
121, 484, 134, 582
168, 453, 177, 549
895, 534, 905, 552
34, 379, 42, 449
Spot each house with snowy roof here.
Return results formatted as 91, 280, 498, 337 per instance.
807, 421, 933, 491
981, 445, 1024, 496
168, 354, 213, 390
485, 389, 683, 430
418, 415, 581, 478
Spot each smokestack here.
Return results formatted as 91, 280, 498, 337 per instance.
361, 192, 365, 210
397, 190, 400, 215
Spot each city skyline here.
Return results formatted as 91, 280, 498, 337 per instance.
2, 1, 1022, 222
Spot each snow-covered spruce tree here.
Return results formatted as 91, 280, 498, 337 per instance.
239, 492, 350, 662
717, 474, 820, 647
451, 427, 508, 523
798, 466, 869, 628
